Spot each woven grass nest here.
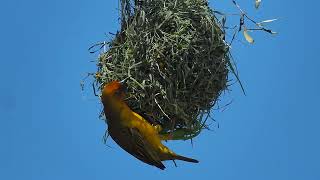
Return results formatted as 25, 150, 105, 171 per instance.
94, 0, 234, 140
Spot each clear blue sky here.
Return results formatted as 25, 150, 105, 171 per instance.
0, 0, 318, 179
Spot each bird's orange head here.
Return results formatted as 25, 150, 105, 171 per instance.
102, 80, 126, 97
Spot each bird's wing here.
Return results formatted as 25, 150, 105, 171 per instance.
109, 125, 166, 170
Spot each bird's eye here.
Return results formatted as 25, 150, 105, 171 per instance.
115, 91, 120, 96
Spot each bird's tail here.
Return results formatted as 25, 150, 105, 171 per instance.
174, 154, 199, 163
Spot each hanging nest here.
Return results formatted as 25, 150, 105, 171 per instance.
94, 0, 235, 140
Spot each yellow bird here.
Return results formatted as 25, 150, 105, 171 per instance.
101, 80, 199, 170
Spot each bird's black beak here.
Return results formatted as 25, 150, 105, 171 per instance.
120, 78, 127, 84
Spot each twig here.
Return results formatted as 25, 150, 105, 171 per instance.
232, 0, 275, 34
154, 93, 170, 119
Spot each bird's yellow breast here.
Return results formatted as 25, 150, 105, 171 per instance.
103, 93, 173, 155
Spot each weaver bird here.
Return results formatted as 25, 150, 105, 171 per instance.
101, 80, 199, 170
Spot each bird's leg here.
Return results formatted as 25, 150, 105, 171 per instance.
154, 124, 163, 132
172, 160, 177, 167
